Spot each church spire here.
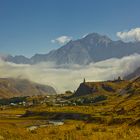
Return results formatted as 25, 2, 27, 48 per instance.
83, 78, 86, 83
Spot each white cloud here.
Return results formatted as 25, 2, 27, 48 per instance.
116, 27, 140, 42
51, 36, 72, 45
0, 54, 140, 93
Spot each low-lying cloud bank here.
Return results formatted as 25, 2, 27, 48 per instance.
0, 53, 140, 93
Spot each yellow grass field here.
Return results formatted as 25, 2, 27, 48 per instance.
0, 93, 140, 140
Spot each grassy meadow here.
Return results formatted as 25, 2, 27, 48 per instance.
0, 92, 140, 140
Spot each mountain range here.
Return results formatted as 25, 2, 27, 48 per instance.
3, 33, 140, 65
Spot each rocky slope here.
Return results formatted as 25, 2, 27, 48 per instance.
124, 67, 140, 80
73, 75, 140, 97
73, 79, 130, 97
0, 78, 56, 98
120, 76, 140, 95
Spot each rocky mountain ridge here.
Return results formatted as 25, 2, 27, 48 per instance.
3, 33, 140, 65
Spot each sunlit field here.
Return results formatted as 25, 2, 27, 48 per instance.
1, 93, 140, 140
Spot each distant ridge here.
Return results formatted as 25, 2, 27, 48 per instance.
3, 33, 140, 65
0, 78, 56, 98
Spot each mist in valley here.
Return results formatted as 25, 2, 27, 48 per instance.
0, 53, 140, 93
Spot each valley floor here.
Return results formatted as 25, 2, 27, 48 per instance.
0, 93, 140, 140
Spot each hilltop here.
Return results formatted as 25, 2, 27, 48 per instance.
72, 78, 130, 97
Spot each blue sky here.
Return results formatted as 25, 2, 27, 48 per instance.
0, 0, 140, 57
